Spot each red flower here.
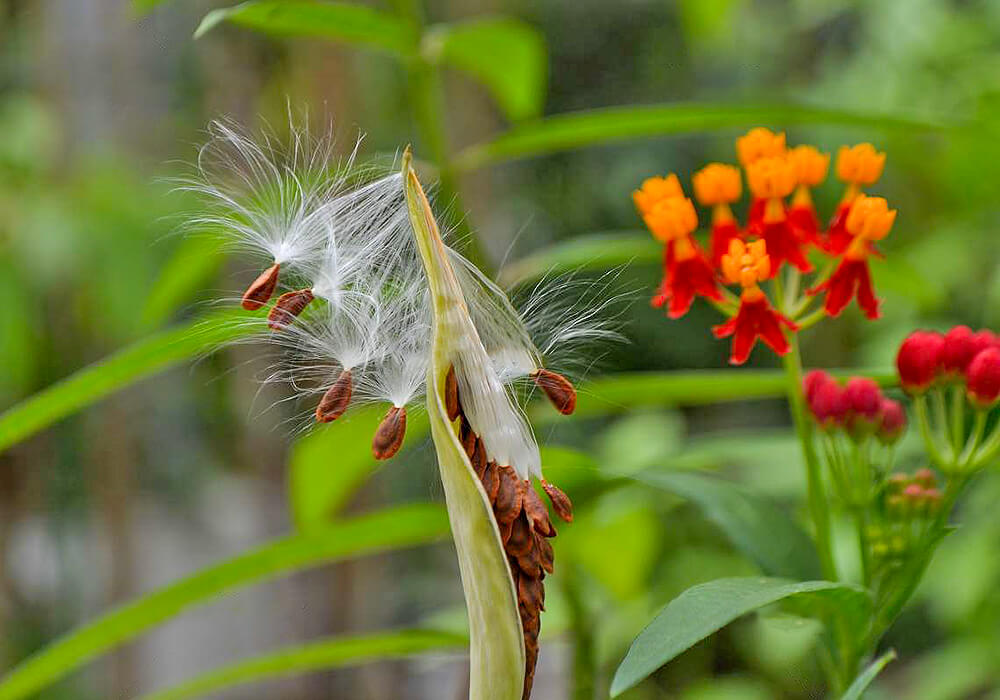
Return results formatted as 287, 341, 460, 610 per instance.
788, 202, 821, 248
709, 219, 742, 268
651, 240, 675, 309
751, 216, 814, 273
809, 195, 896, 319
967, 348, 1000, 408
786, 145, 829, 248
824, 200, 854, 255
745, 156, 813, 273
660, 237, 722, 319
715, 239, 798, 365
896, 331, 945, 394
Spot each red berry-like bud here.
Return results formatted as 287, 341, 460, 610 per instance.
803, 370, 834, 407
896, 331, 944, 394
877, 398, 906, 445
810, 379, 848, 428
844, 377, 883, 435
967, 347, 1000, 408
940, 326, 978, 376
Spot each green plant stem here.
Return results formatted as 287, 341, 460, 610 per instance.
931, 388, 953, 462
950, 385, 965, 457
782, 337, 837, 583
914, 396, 950, 468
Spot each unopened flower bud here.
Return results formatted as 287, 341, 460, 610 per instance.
940, 325, 988, 378
844, 377, 883, 436
810, 379, 849, 428
877, 398, 906, 445
803, 369, 834, 406
913, 467, 936, 488
886, 473, 910, 493
967, 347, 1000, 408
896, 331, 945, 394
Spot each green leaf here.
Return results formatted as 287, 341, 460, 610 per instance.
423, 17, 547, 121
0, 309, 258, 454
610, 577, 872, 697
138, 629, 467, 700
289, 406, 429, 530
0, 504, 448, 700
405, 151, 525, 700
195, 1, 419, 57
453, 102, 955, 171
840, 649, 897, 700
543, 370, 897, 421
140, 236, 227, 329
498, 231, 655, 287
634, 470, 821, 580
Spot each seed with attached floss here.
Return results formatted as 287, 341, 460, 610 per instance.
531, 368, 577, 415
315, 369, 353, 423
241, 262, 280, 310
372, 406, 407, 460
522, 483, 555, 536
445, 365, 460, 421
542, 480, 574, 523
267, 288, 314, 330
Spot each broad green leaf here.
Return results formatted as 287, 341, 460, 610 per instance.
546, 370, 897, 421
423, 17, 547, 121
0, 309, 258, 454
610, 577, 872, 697
138, 629, 466, 700
289, 405, 429, 530
840, 649, 896, 700
0, 504, 448, 700
195, 1, 419, 57
404, 151, 524, 700
499, 231, 655, 287
634, 470, 820, 580
452, 102, 954, 171
140, 236, 227, 329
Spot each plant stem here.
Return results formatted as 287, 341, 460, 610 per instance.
782, 336, 838, 582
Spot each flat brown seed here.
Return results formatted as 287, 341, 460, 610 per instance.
535, 532, 554, 574
516, 548, 542, 579
531, 368, 577, 415
498, 517, 513, 545
520, 609, 540, 639
542, 480, 574, 523
522, 483, 554, 536
459, 417, 476, 457
445, 366, 460, 421
267, 288, 314, 329
315, 370, 353, 423
471, 439, 487, 479
481, 461, 500, 503
494, 467, 523, 524
372, 406, 407, 460
241, 262, 280, 310
518, 574, 545, 612
507, 512, 533, 557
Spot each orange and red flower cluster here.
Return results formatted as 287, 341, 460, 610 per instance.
633, 128, 896, 364
897, 326, 1000, 407
804, 370, 906, 444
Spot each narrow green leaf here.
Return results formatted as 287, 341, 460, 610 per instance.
405, 151, 525, 700
453, 102, 955, 171
548, 370, 897, 421
289, 406, 429, 530
423, 17, 547, 121
610, 577, 872, 697
498, 231, 655, 287
840, 649, 897, 700
0, 504, 448, 700
138, 629, 467, 700
634, 470, 820, 580
0, 309, 258, 454
140, 236, 227, 329
195, 1, 419, 57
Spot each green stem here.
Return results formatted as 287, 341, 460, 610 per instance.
950, 385, 965, 457
931, 388, 954, 462
958, 410, 987, 466
914, 396, 950, 469
782, 336, 837, 581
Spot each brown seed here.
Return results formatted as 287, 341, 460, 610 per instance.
471, 438, 487, 479
241, 262, 280, 310
372, 406, 407, 460
522, 483, 554, 537
507, 512, 533, 557
315, 370, 353, 423
445, 365, 460, 421
481, 461, 500, 503
520, 609, 540, 639
523, 640, 538, 700
531, 368, 577, 415
518, 574, 545, 612
498, 517, 514, 545
494, 467, 524, 524
542, 480, 574, 523
459, 417, 476, 457
535, 532, 554, 575
267, 288, 314, 329
516, 547, 542, 579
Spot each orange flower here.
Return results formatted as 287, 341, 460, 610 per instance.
714, 239, 798, 364
632, 175, 684, 216
787, 146, 829, 246
643, 196, 698, 243
693, 163, 744, 266
745, 156, 813, 273
736, 128, 786, 167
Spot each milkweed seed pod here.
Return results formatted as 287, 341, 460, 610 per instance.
184, 119, 622, 700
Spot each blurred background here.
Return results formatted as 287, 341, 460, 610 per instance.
2, 0, 1000, 698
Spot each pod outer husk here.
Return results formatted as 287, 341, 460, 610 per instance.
403, 151, 525, 700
